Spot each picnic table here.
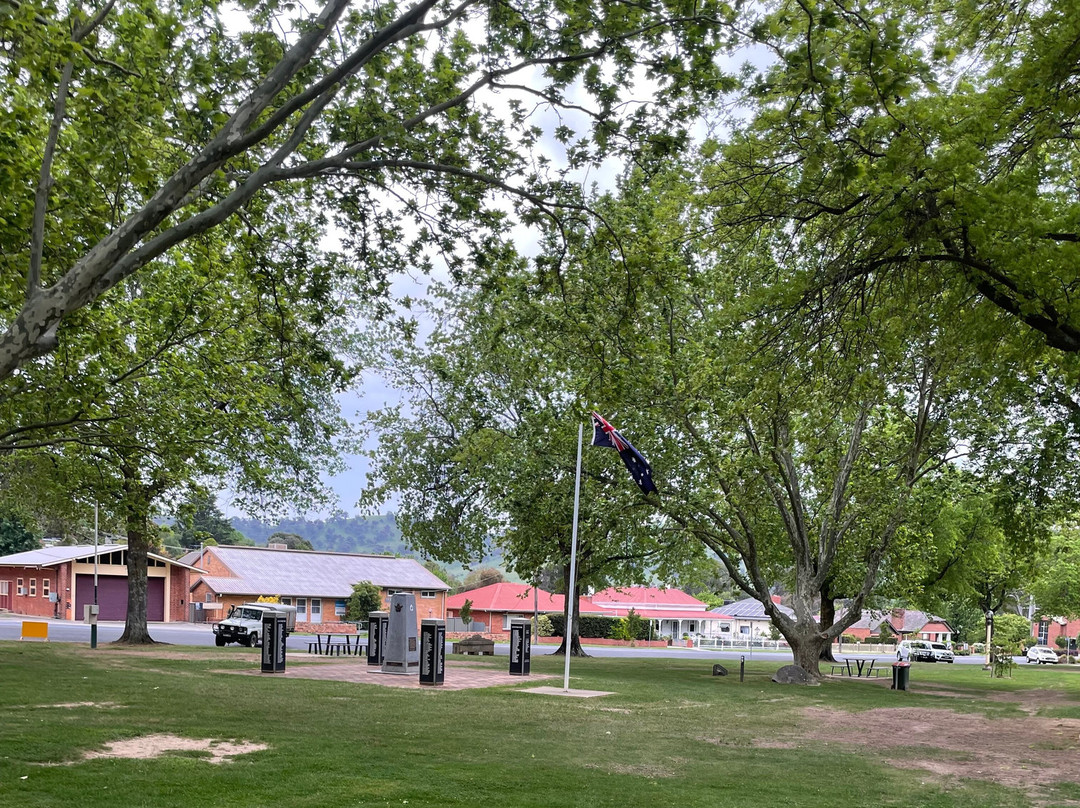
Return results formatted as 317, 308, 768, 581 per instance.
307, 633, 367, 656
828, 658, 883, 678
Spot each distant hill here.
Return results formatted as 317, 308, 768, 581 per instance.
231, 514, 411, 557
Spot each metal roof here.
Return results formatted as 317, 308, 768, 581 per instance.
711, 596, 795, 619
0, 544, 201, 571
194, 545, 449, 598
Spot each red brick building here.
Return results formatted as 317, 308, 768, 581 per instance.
0, 544, 197, 622
182, 544, 449, 632
1033, 615, 1080, 648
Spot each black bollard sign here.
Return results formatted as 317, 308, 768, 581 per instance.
367, 611, 388, 666
419, 619, 446, 686
260, 612, 287, 673
509, 618, 531, 676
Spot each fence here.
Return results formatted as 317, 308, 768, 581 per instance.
445, 617, 488, 633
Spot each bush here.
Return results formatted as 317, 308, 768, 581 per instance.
548, 614, 624, 639
841, 633, 858, 644
536, 614, 553, 637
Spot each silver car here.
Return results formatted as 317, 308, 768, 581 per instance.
929, 642, 954, 663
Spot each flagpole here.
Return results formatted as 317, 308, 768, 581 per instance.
564, 422, 584, 692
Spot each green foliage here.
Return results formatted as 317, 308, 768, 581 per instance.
267, 532, 313, 551
345, 581, 383, 622
0, 504, 39, 555
1029, 523, 1080, 619
990, 646, 1015, 679
548, 614, 625, 639
461, 568, 506, 591
611, 609, 649, 641
990, 613, 1032, 648
175, 493, 251, 549
458, 599, 473, 627
230, 515, 409, 556
536, 614, 554, 637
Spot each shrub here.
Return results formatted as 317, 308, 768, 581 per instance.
841, 633, 858, 644
536, 614, 553, 637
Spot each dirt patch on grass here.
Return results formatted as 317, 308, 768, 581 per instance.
39, 701, 124, 709
79, 734, 268, 765
796, 704, 1080, 790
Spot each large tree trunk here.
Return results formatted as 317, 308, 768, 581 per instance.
551, 561, 589, 657
787, 623, 830, 679
116, 478, 155, 644
818, 591, 838, 663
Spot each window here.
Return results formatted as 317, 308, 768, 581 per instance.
420, 590, 437, 599
205, 593, 214, 603
502, 613, 526, 630
17, 577, 24, 595
280, 597, 292, 606
29, 579, 37, 597
335, 600, 347, 617
310, 599, 321, 618
42, 579, 50, 598
720, 623, 731, 633
1038, 621, 1050, 645
0, 581, 9, 596
296, 598, 307, 619
739, 625, 750, 635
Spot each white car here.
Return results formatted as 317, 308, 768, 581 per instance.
896, 639, 934, 662
1026, 645, 1059, 664
929, 642, 954, 663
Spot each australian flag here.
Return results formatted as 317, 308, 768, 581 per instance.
591, 412, 657, 495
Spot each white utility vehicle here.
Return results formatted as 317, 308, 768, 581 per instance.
212, 603, 297, 647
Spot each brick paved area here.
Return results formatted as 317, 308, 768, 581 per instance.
227, 659, 555, 690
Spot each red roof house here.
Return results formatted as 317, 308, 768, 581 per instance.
445, 582, 593, 634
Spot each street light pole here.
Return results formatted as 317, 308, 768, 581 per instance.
91, 503, 99, 650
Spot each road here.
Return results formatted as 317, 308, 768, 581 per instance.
0, 615, 1012, 665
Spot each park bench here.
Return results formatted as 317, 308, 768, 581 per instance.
452, 635, 495, 655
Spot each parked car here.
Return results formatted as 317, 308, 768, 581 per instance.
1026, 645, 1059, 664
212, 603, 297, 647
897, 640, 935, 662
929, 642, 955, 663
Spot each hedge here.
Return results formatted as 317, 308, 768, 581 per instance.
547, 613, 652, 640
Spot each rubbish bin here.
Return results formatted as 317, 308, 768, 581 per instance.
891, 661, 911, 691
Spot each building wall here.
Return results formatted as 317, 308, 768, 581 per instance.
168, 565, 188, 622
1035, 616, 1080, 647
0, 565, 61, 618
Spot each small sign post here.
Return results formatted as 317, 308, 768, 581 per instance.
260, 612, 287, 674
419, 619, 446, 686
509, 618, 531, 676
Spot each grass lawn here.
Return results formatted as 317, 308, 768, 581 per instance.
2, 642, 1079, 807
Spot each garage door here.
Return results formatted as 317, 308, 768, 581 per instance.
75, 575, 164, 621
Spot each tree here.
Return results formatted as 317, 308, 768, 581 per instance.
0, 217, 355, 643
0, 504, 39, 555
176, 493, 251, 548
702, 0, 1080, 356
345, 580, 383, 621
267, 532, 314, 551
422, 559, 461, 591
1029, 524, 1080, 620
980, 612, 1032, 649
458, 598, 473, 632
0, 0, 736, 385
461, 568, 506, 592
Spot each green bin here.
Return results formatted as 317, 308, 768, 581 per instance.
891, 661, 911, 691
